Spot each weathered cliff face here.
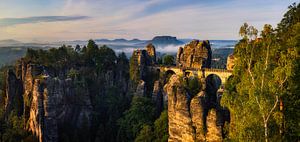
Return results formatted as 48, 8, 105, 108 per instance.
164, 75, 230, 141
135, 80, 146, 96
5, 57, 130, 142
146, 43, 156, 64
226, 54, 235, 70
5, 69, 23, 117
131, 44, 157, 82
152, 81, 164, 116
164, 75, 195, 142
176, 40, 212, 69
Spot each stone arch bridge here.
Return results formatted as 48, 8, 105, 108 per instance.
154, 66, 233, 85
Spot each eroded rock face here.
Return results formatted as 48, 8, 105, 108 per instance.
152, 81, 163, 116
226, 54, 235, 70
135, 80, 146, 96
146, 43, 156, 64
5, 58, 129, 142
131, 45, 156, 81
164, 75, 230, 142
164, 75, 195, 142
5, 69, 23, 117
25, 78, 94, 142
176, 40, 212, 69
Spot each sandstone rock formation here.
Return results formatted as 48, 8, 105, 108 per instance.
5, 69, 23, 117
131, 44, 157, 82
164, 75, 230, 141
4, 58, 129, 142
146, 43, 156, 64
133, 44, 157, 67
176, 40, 212, 69
152, 81, 164, 116
135, 80, 146, 96
226, 54, 235, 70
164, 75, 195, 142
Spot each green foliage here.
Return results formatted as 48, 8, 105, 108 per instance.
0, 47, 28, 67
162, 55, 175, 65
184, 77, 201, 97
134, 109, 169, 142
153, 110, 168, 142
157, 57, 163, 65
135, 124, 154, 142
25, 45, 79, 70
129, 53, 140, 86
117, 96, 155, 142
222, 3, 300, 141
96, 45, 117, 71
67, 68, 79, 79
1, 40, 132, 142
0, 111, 37, 142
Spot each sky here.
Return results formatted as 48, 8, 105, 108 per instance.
0, 0, 297, 42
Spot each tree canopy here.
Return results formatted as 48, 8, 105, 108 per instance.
222, 3, 300, 141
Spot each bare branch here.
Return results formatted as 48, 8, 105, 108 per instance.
255, 96, 263, 111
266, 96, 279, 123
261, 42, 271, 92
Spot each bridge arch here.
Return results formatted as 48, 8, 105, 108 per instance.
205, 74, 222, 91
205, 74, 222, 104
184, 71, 192, 77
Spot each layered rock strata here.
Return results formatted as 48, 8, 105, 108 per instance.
176, 40, 212, 69
164, 75, 230, 141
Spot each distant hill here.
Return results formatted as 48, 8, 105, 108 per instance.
0, 46, 52, 67
147, 36, 184, 46
94, 38, 146, 45
0, 39, 22, 46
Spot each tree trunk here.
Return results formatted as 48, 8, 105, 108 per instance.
264, 121, 268, 142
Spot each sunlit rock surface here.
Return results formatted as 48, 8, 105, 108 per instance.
164, 75, 230, 142
176, 40, 212, 69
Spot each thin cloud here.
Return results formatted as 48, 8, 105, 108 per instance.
0, 16, 89, 27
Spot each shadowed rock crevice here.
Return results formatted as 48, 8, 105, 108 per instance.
165, 75, 230, 142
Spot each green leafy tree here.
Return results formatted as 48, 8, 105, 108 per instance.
223, 23, 282, 142
223, 7, 300, 140
163, 55, 175, 65
153, 110, 168, 142
135, 125, 154, 142
117, 96, 155, 142
129, 53, 140, 87
186, 77, 201, 97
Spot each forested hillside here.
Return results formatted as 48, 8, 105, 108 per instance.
222, 3, 300, 141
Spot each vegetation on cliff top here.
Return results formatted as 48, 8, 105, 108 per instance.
222, 2, 300, 141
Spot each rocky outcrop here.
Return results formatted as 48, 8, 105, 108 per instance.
24, 77, 93, 142
164, 75, 230, 141
176, 40, 212, 69
226, 54, 235, 70
5, 57, 129, 142
164, 75, 195, 142
152, 81, 163, 116
5, 69, 23, 117
146, 43, 156, 64
135, 80, 146, 96
131, 44, 157, 82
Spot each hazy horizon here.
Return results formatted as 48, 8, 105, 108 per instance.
0, 0, 297, 42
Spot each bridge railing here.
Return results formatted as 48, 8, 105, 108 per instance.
204, 68, 233, 73
152, 65, 232, 73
